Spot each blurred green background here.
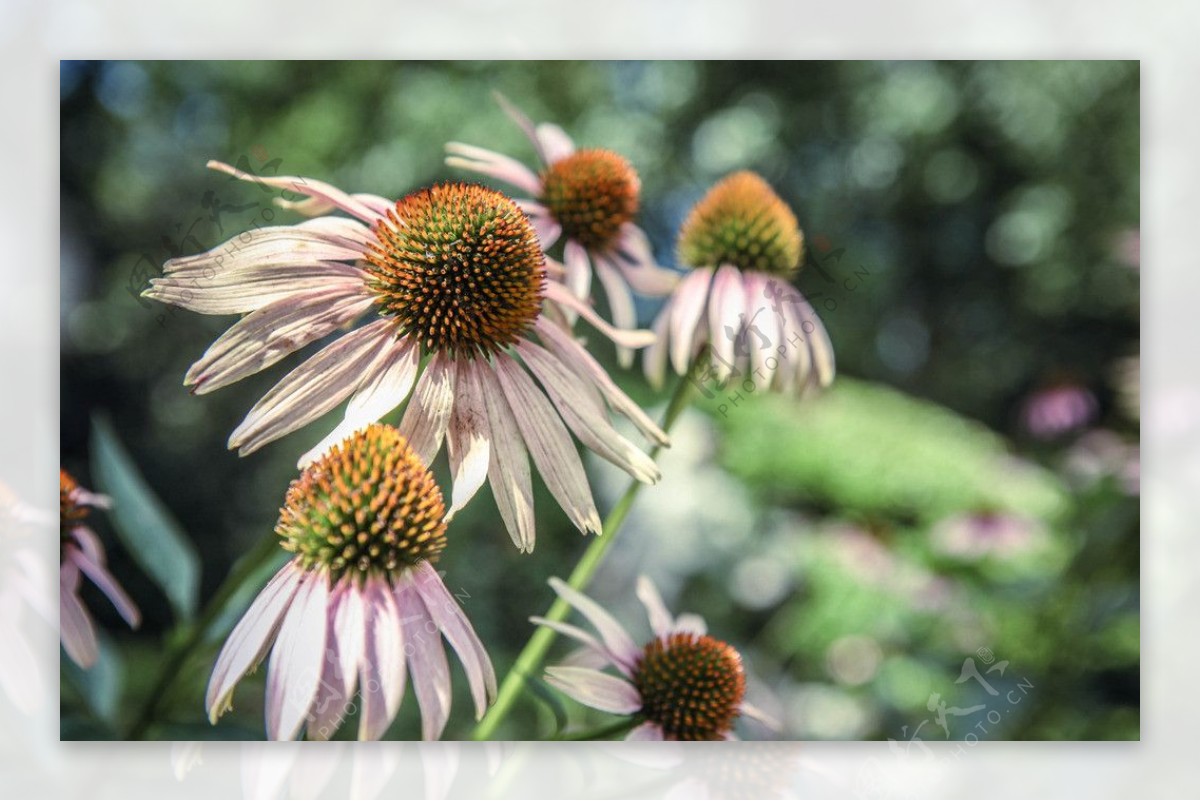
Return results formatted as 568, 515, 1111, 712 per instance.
59, 60, 1139, 741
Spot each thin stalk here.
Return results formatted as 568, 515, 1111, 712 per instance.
125, 532, 282, 739
471, 371, 695, 741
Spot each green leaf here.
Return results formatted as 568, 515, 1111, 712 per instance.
90, 415, 200, 622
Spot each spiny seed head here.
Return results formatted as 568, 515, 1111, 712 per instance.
276, 424, 447, 580
365, 183, 546, 358
677, 171, 804, 277
60, 469, 87, 542
632, 632, 746, 741
540, 149, 640, 251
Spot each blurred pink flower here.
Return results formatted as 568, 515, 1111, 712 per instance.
1020, 381, 1098, 439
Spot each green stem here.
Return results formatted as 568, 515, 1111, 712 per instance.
471, 372, 696, 741
124, 532, 282, 740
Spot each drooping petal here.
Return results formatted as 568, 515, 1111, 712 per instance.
544, 667, 642, 715
742, 272, 780, 391
206, 562, 303, 723
185, 288, 375, 394
398, 352, 456, 467
358, 577, 406, 741
593, 255, 638, 368
635, 576, 674, 638
493, 91, 549, 166
475, 364, 536, 551
775, 290, 811, 394
519, 201, 562, 250
534, 318, 668, 446
668, 268, 715, 374
305, 589, 358, 742
265, 569, 330, 741
707, 265, 747, 383
529, 616, 616, 671
444, 142, 544, 197
536, 122, 576, 163
740, 700, 782, 731
275, 192, 395, 220
446, 360, 492, 518
796, 299, 836, 389
411, 561, 496, 719
298, 334, 421, 468
492, 353, 601, 536
543, 281, 657, 349
147, 265, 367, 316
72, 548, 140, 628
515, 341, 660, 485
332, 580, 366, 698
625, 721, 665, 741
643, 302, 673, 391
208, 160, 383, 224
396, 574, 452, 741
228, 319, 395, 456
612, 223, 680, 296
60, 560, 97, 669
548, 578, 639, 673
562, 240, 593, 303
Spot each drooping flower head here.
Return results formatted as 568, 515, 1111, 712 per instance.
535, 576, 776, 741
206, 424, 496, 741
645, 171, 835, 396
446, 95, 680, 366
59, 469, 140, 669
145, 164, 667, 551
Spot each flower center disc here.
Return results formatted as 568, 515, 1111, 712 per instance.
276, 424, 447, 580
632, 632, 746, 741
677, 170, 803, 276
540, 149, 640, 251
366, 183, 546, 358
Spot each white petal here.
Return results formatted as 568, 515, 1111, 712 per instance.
563, 240, 593, 302
492, 354, 601, 536
206, 562, 303, 723
534, 318, 668, 446
229, 319, 395, 455
740, 700, 782, 731
742, 273, 780, 391
544, 667, 641, 715
398, 352, 456, 467
536, 122, 576, 163
396, 574, 452, 741
265, 570, 330, 741
516, 341, 660, 485
593, 255, 638, 368
411, 561, 496, 719
635, 576, 674, 638
185, 288, 374, 394
475, 364, 536, 552
625, 721, 665, 741
668, 268, 715, 374
297, 335, 420, 468
446, 360, 492, 518
544, 281, 657, 349
672, 613, 707, 636
548, 578, 639, 673
358, 577, 406, 741
707, 265, 747, 383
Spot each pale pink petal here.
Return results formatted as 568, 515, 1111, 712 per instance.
558, 644, 613, 671
206, 562, 303, 722
147, 266, 367, 316
73, 548, 140, 628
305, 593, 357, 742
530, 616, 621, 674
275, 192, 394, 219
742, 273, 780, 391
707, 265, 747, 382
625, 721, 665, 741
298, 335, 421, 468
398, 352, 456, 467
775, 288, 811, 393
534, 318, 668, 446
520, 202, 562, 251
396, 574, 452, 741
612, 223, 680, 296
160, 223, 366, 277
208, 160, 382, 224
333, 580, 366, 697
562, 240, 593, 303
228, 319, 395, 455
544, 667, 642, 715
293, 216, 377, 249
797, 301, 836, 389
643, 302, 673, 390
540, 253, 567, 280
635, 576, 674, 638
185, 288, 375, 394
60, 560, 97, 669
492, 353, 601, 536
593, 254, 638, 368
265, 570, 330, 741
446, 360, 492, 518
672, 613, 707, 636
668, 268, 715, 374
69, 525, 104, 563
444, 142, 544, 197
412, 561, 496, 718
493, 91, 549, 165
544, 281, 656, 349
740, 700, 781, 731
548, 578, 640, 672
536, 123, 576, 163
475, 364, 536, 551
515, 341, 660, 485
358, 577, 406, 741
